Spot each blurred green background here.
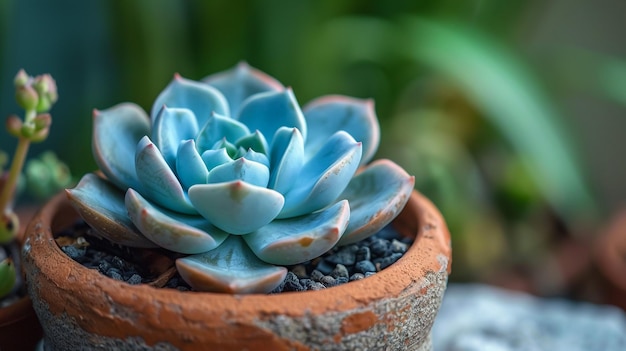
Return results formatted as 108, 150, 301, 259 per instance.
2, 0, 626, 298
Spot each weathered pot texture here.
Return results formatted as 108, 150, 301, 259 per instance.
0, 203, 43, 351
22, 189, 451, 351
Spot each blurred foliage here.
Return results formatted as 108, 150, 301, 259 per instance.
1, 0, 625, 285
21, 151, 74, 201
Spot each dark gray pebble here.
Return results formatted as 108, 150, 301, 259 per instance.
98, 261, 111, 273
107, 270, 123, 281
376, 252, 404, 270
349, 273, 365, 281
314, 259, 335, 275
369, 238, 390, 257
283, 272, 304, 292
326, 245, 358, 266
62, 246, 86, 260
127, 274, 142, 285
320, 275, 336, 287
301, 279, 325, 291
335, 277, 349, 285
310, 269, 324, 282
354, 260, 376, 274
330, 264, 349, 279
111, 256, 126, 270
390, 239, 408, 253
355, 246, 371, 262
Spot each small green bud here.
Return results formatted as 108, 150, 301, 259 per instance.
0, 212, 19, 244
33, 74, 58, 113
0, 258, 17, 299
20, 121, 36, 138
33, 113, 52, 131
29, 127, 50, 143
13, 69, 29, 87
15, 85, 39, 111
6, 115, 23, 137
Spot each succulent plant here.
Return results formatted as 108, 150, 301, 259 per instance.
67, 63, 414, 294
1, 70, 57, 298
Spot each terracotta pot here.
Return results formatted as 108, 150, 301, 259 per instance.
0, 204, 43, 351
0, 294, 42, 351
22, 190, 451, 350
595, 209, 626, 310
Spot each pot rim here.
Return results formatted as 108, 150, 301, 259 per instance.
24, 189, 451, 346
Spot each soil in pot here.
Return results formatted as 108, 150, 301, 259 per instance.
56, 219, 413, 293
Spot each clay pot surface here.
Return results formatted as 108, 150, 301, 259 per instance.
0, 294, 42, 351
0, 203, 44, 351
23, 190, 451, 351
595, 209, 626, 309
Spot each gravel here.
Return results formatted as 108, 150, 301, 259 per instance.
57, 220, 413, 293
271, 225, 413, 293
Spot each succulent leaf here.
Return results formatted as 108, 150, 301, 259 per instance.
304, 96, 380, 166
188, 181, 284, 234
337, 159, 415, 245
151, 74, 229, 127
203, 61, 283, 115
176, 235, 287, 294
152, 107, 199, 170
207, 157, 270, 187
237, 89, 307, 145
201, 148, 233, 171
268, 127, 305, 194
176, 140, 209, 189
278, 131, 362, 218
238, 148, 270, 167
125, 189, 228, 254
66, 173, 157, 248
93, 103, 150, 191
135, 136, 196, 214
234, 130, 269, 155
210, 138, 238, 159
195, 112, 250, 152
244, 200, 349, 265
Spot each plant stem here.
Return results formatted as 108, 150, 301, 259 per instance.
0, 110, 34, 215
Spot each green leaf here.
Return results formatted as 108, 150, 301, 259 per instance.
400, 17, 597, 222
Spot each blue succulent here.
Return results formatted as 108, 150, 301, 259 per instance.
67, 63, 414, 294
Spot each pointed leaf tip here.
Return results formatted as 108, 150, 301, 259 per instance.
245, 200, 350, 265
66, 173, 157, 248
338, 159, 414, 245
135, 136, 196, 214
176, 236, 287, 294
125, 189, 227, 254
